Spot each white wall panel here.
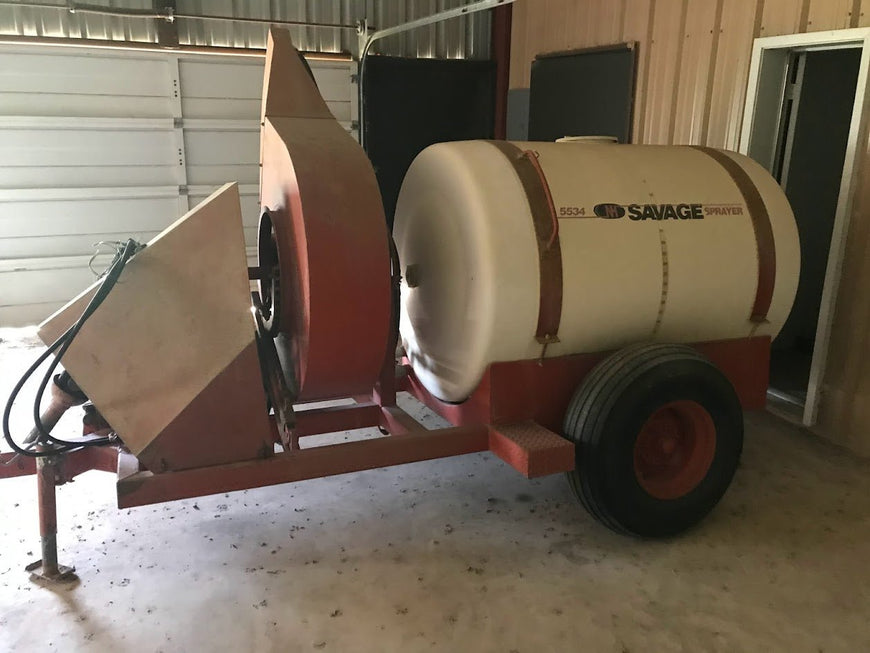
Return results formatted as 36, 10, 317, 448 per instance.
179, 59, 266, 99
0, 52, 169, 96
0, 93, 173, 119
180, 97, 261, 120
1, 128, 177, 168
184, 130, 259, 166
0, 164, 179, 189
0, 257, 109, 320
0, 43, 356, 326
0, 193, 180, 259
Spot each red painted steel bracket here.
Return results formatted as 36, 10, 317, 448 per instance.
0, 446, 119, 482
489, 421, 575, 478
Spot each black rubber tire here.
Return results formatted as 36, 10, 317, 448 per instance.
563, 343, 744, 537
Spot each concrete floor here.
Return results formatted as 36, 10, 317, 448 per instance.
2, 329, 870, 652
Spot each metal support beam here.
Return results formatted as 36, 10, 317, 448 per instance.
0, 445, 119, 481
25, 454, 77, 584
117, 423, 489, 508
0, 452, 36, 479
293, 402, 383, 438
379, 406, 419, 436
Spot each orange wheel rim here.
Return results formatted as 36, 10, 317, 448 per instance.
633, 400, 717, 500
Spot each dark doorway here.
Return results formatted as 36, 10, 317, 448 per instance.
769, 47, 861, 404
528, 44, 636, 142
362, 56, 495, 228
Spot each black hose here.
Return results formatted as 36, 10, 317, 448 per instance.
2, 239, 142, 457
30, 239, 137, 447
3, 331, 77, 457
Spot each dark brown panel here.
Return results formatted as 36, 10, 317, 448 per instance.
487, 141, 563, 343
691, 146, 776, 323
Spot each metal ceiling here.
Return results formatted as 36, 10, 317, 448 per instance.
0, 0, 491, 58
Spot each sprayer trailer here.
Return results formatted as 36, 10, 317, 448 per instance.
1, 28, 798, 583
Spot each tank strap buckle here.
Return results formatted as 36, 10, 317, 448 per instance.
536, 334, 560, 364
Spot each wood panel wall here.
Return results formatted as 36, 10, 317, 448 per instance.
510, 0, 870, 455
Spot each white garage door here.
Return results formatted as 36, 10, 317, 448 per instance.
0, 44, 357, 327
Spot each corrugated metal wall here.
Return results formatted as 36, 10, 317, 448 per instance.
0, 0, 491, 58
2, 0, 155, 41
510, 0, 870, 454
510, 0, 870, 146
367, 0, 490, 58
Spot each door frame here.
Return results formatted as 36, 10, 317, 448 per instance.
739, 28, 870, 426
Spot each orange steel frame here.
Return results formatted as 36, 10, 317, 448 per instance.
403, 336, 771, 434
0, 335, 770, 509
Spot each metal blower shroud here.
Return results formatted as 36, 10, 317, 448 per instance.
258, 28, 392, 402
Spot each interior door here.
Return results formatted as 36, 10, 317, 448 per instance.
768, 48, 861, 404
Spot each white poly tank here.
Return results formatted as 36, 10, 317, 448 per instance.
394, 141, 800, 403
